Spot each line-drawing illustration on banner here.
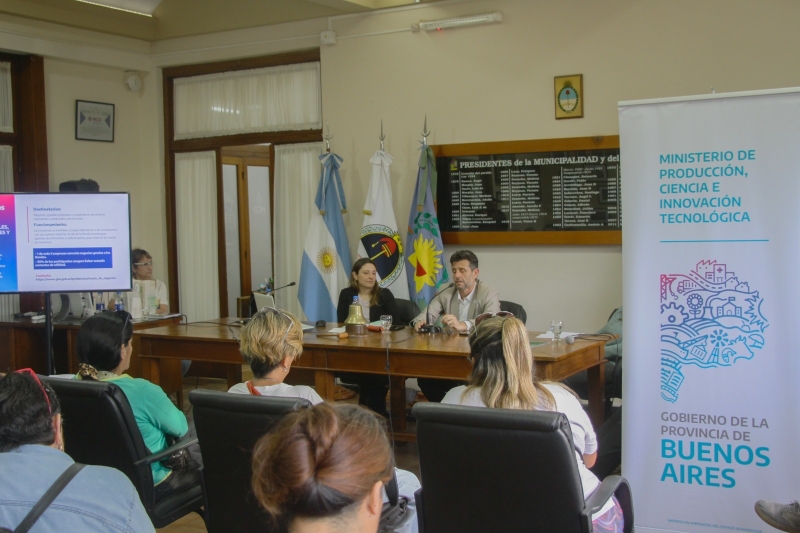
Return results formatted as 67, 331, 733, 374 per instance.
660, 259, 768, 403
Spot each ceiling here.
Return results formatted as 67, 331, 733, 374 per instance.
0, 0, 441, 41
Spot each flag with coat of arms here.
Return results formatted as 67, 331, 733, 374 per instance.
405, 144, 449, 310
357, 150, 410, 300
298, 152, 352, 322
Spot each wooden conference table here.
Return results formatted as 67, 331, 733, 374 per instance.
0, 314, 182, 377
137, 318, 609, 435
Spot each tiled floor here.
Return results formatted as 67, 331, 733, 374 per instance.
157, 371, 421, 533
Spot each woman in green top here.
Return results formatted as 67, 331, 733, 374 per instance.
75, 311, 201, 500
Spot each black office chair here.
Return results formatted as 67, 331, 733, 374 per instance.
42, 377, 204, 529
189, 389, 312, 533
394, 298, 420, 326
499, 300, 527, 324
412, 403, 633, 533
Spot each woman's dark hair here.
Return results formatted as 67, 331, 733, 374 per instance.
348, 258, 381, 306
77, 311, 134, 373
0, 372, 61, 452
252, 403, 392, 524
131, 248, 151, 277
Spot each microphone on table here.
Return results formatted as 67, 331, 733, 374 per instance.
251, 281, 297, 318
419, 283, 455, 334
267, 281, 296, 294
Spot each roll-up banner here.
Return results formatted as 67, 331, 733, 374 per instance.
620, 88, 800, 532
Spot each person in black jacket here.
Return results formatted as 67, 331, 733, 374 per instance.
336, 258, 399, 323
337, 259, 400, 417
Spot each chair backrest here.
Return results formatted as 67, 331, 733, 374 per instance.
394, 298, 420, 326
41, 378, 155, 503
499, 300, 527, 324
188, 389, 312, 533
413, 403, 587, 533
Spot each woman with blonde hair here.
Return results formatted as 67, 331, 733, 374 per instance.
228, 307, 323, 404
442, 315, 624, 533
251, 402, 419, 533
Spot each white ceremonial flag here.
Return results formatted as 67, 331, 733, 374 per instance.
357, 150, 410, 300
620, 88, 800, 532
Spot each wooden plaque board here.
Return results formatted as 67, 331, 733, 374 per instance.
432, 136, 621, 246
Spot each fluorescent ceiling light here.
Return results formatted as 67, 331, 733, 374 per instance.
73, 0, 161, 17
415, 11, 502, 32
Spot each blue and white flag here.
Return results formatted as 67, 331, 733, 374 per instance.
298, 153, 351, 322
357, 150, 410, 300
405, 145, 449, 310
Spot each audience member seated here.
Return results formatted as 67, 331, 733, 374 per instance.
75, 310, 201, 501
109, 248, 170, 315
228, 307, 323, 405
441, 315, 624, 533
0, 370, 155, 532
337, 258, 399, 417
252, 402, 420, 533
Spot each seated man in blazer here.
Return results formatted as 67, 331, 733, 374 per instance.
411, 250, 501, 401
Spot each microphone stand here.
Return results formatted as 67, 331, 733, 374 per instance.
419, 283, 455, 334
251, 282, 296, 316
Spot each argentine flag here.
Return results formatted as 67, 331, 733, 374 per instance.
298, 153, 351, 322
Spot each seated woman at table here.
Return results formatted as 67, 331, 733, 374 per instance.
228, 308, 323, 405
108, 248, 169, 315
336, 258, 399, 323
75, 311, 202, 501
337, 258, 399, 417
441, 316, 624, 533
252, 402, 419, 533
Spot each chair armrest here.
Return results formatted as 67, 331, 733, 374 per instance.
134, 437, 198, 467
414, 488, 425, 533
581, 475, 631, 531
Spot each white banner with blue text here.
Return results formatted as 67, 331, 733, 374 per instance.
620, 88, 800, 533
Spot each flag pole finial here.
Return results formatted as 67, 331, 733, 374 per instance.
379, 119, 385, 151
421, 115, 430, 146
324, 121, 333, 153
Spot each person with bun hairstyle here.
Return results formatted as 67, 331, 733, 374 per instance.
228, 307, 323, 405
252, 402, 420, 533
0, 370, 155, 532
441, 315, 624, 533
75, 311, 201, 501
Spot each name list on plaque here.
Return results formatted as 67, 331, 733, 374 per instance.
437, 149, 621, 232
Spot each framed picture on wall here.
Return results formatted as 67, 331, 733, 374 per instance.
75, 100, 115, 142
554, 74, 583, 120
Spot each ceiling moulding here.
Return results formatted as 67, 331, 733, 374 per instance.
308, 0, 437, 10
0, 0, 156, 40
0, 13, 151, 70
73, 0, 163, 16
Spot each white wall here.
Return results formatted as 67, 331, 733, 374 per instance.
43, 58, 167, 282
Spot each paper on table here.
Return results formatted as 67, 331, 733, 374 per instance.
301, 324, 315, 331
328, 326, 347, 333
536, 331, 582, 339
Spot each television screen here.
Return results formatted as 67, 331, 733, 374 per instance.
0, 193, 132, 293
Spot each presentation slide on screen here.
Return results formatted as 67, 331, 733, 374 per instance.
0, 193, 132, 293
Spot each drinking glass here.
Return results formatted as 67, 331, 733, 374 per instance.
550, 320, 563, 342
381, 315, 393, 331
142, 304, 151, 317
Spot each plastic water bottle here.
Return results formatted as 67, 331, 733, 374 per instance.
115, 291, 124, 312
96, 292, 105, 312
80, 294, 87, 318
